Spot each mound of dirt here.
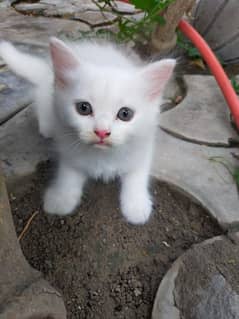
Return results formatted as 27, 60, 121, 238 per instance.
10, 161, 222, 319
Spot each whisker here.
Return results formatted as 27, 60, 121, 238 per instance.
68, 139, 82, 152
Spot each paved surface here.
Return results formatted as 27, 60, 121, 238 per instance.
0, 8, 90, 46
152, 235, 239, 319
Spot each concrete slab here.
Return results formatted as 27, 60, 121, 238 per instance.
152, 129, 239, 230
13, 0, 138, 19
0, 8, 90, 47
152, 235, 239, 319
159, 75, 238, 146
14, 0, 98, 16
14, 1, 117, 27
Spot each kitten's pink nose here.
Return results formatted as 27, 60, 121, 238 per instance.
94, 130, 111, 139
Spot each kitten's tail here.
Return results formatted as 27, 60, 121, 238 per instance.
0, 41, 51, 85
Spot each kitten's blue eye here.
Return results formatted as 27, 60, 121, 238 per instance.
75, 101, 92, 116
117, 107, 134, 121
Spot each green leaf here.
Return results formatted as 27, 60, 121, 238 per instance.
231, 77, 239, 94
130, 0, 156, 12
233, 168, 239, 187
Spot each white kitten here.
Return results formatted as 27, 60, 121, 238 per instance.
0, 38, 175, 224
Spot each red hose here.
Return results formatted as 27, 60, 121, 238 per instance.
178, 19, 239, 129
119, 0, 239, 128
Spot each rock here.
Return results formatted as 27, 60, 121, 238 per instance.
160, 75, 238, 146
0, 106, 50, 187
0, 8, 90, 47
74, 10, 117, 27
193, 0, 239, 64
111, 1, 138, 14
0, 167, 66, 319
13, 0, 142, 30
152, 235, 239, 319
0, 0, 16, 9
14, 0, 117, 27
152, 129, 239, 230
14, 0, 138, 18
0, 66, 32, 124
13, 2, 51, 15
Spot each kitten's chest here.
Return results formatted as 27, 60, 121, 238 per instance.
68, 146, 132, 180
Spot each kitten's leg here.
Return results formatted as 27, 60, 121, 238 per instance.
44, 163, 86, 215
120, 169, 152, 225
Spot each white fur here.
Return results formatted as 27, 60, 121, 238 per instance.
0, 38, 175, 224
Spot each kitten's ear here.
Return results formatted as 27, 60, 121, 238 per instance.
50, 37, 79, 88
141, 59, 176, 101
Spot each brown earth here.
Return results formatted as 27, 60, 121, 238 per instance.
10, 161, 222, 319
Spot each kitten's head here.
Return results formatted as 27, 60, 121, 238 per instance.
50, 38, 175, 149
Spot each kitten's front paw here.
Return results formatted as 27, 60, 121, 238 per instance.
43, 186, 81, 216
121, 194, 152, 225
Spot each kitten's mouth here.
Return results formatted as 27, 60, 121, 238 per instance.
97, 140, 105, 145
93, 140, 111, 149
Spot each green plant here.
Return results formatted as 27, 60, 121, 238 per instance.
231, 76, 239, 94
176, 30, 201, 59
95, 0, 175, 42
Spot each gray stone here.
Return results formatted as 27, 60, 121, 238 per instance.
14, 0, 138, 17
0, 66, 32, 124
14, 0, 97, 16
13, 2, 51, 14
0, 0, 16, 9
159, 75, 238, 146
0, 106, 50, 186
74, 10, 117, 27
152, 236, 239, 319
12, 0, 141, 28
152, 129, 239, 230
0, 8, 90, 47
14, 0, 117, 27
111, 1, 139, 14
193, 0, 239, 64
